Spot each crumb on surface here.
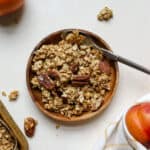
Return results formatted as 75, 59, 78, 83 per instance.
56, 124, 60, 129
8, 90, 19, 101
1, 91, 7, 97
97, 6, 113, 21
24, 117, 37, 138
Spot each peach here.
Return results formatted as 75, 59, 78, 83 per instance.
126, 102, 150, 148
0, 0, 24, 16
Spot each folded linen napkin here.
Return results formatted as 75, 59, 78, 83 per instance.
94, 94, 150, 150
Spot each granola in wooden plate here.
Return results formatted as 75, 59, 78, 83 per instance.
30, 30, 113, 118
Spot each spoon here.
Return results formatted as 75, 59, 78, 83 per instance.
62, 29, 150, 75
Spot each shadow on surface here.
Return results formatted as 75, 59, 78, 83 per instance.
0, 6, 24, 26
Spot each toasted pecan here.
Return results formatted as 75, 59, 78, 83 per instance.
72, 81, 89, 86
70, 63, 79, 74
99, 60, 111, 74
72, 75, 90, 81
37, 74, 55, 90
24, 117, 37, 137
48, 69, 60, 79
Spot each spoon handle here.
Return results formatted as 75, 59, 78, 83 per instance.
100, 48, 150, 75
117, 55, 150, 75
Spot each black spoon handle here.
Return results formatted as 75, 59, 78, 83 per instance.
117, 55, 150, 75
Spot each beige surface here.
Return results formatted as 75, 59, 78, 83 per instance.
0, 0, 150, 150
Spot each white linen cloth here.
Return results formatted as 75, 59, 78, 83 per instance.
94, 94, 150, 150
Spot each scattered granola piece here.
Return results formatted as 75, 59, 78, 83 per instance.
1, 91, 7, 97
8, 90, 19, 101
24, 117, 37, 137
97, 6, 113, 21
56, 124, 60, 129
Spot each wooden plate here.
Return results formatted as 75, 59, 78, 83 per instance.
26, 29, 119, 123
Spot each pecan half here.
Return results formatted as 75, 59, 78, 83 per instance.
72, 81, 89, 86
99, 60, 111, 74
24, 117, 37, 137
72, 75, 90, 81
37, 74, 55, 90
71, 75, 90, 86
48, 69, 59, 79
70, 63, 79, 74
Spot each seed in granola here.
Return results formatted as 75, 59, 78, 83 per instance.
8, 90, 19, 101
1, 91, 7, 97
24, 117, 37, 137
97, 6, 113, 21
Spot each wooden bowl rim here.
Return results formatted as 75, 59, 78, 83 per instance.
26, 28, 119, 123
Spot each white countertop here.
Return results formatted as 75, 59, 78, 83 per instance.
0, 0, 150, 149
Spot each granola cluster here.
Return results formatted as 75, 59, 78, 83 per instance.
97, 7, 113, 21
31, 30, 112, 118
0, 120, 16, 150
8, 90, 19, 101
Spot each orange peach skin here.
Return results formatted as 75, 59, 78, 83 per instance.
126, 102, 150, 148
0, 0, 24, 16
